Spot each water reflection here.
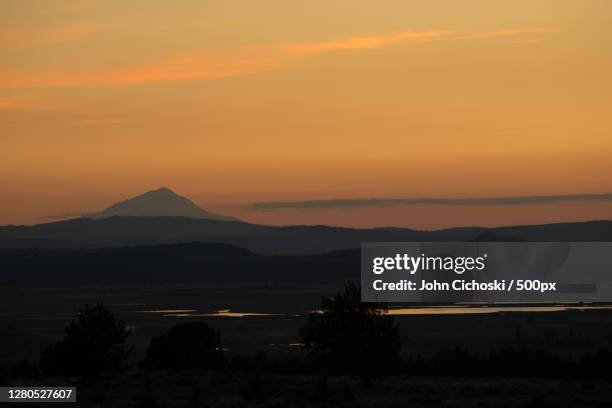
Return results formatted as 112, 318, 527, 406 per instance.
268, 342, 305, 347
387, 305, 612, 315
135, 308, 282, 317
167, 309, 281, 317
135, 309, 197, 314
134, 305, 612, 318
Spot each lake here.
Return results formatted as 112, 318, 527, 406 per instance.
3, 283, 612, 364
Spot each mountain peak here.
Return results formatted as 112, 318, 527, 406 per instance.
87, 188, 237, 222
140, 187, 177, 198
151, 187, 173, 193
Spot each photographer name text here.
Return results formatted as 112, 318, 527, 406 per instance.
372, 279, 557, 293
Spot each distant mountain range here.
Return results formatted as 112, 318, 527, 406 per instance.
1, 187, 611, 254
86, 187, 237, 221
1, 216, 611, 255
2, 188, 612, 285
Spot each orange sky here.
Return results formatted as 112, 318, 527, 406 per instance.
1, 0, 611, 228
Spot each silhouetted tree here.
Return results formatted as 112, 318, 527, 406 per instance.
300, 282, 401, 380
40, 303, 131, 378
143, 322, 223, 370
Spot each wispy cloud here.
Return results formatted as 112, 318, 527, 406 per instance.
0, 27, 562, 90
0, 50, 283, 89
458, 27, 562, 40
41, 212, 87, 221
282, 30, 456, 54
281, 27, 562, 55
244, 193, 612, 211
0, 94, 40, 111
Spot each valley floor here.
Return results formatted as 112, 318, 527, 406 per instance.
9, 370, 612, 407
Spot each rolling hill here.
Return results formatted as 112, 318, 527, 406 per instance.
1, 217, 611, 255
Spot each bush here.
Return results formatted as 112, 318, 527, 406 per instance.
40, 303, 131, 378
143, 322, 223, 370
300, 282, 401, 378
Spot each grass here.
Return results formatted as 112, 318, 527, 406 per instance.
9, 370, 612, 407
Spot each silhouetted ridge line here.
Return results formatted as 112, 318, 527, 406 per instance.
0, 217, 611, 254
0, 242, 360, 285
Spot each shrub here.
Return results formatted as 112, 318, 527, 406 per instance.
40, 303, 131, 378
143, 322, 223, 370
300, 282, 401, 378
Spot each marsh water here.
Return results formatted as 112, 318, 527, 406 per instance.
3, 284, 612, 364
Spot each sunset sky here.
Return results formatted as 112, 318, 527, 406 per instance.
1, 0, 611, 228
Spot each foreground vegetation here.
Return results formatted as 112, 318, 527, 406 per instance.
6, 370, 612, 408
3, 284, 612, 405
